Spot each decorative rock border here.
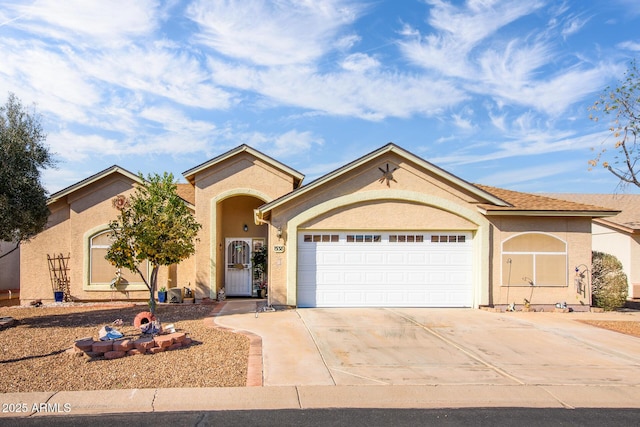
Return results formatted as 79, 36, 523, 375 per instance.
71, 332, 192, 359
206, 301, 264, 387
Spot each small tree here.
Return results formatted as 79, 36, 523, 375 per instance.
106, 172, 201, 316
588, 59, 640, 189
0, 93, 55, 259
591, 251, 628, 311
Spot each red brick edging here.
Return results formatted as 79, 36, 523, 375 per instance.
204, 301, 263, 387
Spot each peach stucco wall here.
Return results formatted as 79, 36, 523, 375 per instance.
488, 216, 593, 308
301, 200, 478, 230
592, 222, 639, 298
191, 152, 296, 298
19, 174, 191, 303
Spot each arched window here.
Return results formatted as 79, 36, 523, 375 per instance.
502, 233, 567, 286
89, 230, 148, 286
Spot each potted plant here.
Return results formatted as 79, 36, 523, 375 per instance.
258, 281, 268, 299
252, 246, 267, 298
158, 286, 167, 303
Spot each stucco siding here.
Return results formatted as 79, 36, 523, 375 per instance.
20, 175, 158, 303
300, 200, 478, 230
592, 222, 632, 285
192, 152, 296, 298
488, 216, 593, 307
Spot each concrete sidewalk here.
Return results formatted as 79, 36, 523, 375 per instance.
3, 384, 640, 417
2, 300, 640, 418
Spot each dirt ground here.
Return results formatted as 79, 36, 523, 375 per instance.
0, 303, 249, 393
577, 319, 640, 338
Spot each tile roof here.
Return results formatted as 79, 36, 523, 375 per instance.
176, 183, 195, 206
475, 185, 619, 216
545, 193, 640, 233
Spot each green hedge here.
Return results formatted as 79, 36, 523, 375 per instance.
591, 251, 628, 311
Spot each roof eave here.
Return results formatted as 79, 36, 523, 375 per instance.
594, 217, 640, 234
257, 143, 511, 216
479, 209, 620, 217
182, 144, 305, 186
47, 166, 142, 205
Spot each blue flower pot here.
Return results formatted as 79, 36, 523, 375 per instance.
158, 291, 167, 303
54, 291, 64, 302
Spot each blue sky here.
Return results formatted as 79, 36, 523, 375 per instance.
1, 0, 639, 195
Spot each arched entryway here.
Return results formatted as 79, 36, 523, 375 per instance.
218, 195, 268, 296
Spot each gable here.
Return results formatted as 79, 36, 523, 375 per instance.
256, 143, 507, 222
183, 144, 304, 188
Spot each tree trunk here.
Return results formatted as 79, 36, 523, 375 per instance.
149, 265, 159, 316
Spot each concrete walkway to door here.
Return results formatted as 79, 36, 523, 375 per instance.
214, 301, 640, 388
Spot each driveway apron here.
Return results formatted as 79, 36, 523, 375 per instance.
216, 301, 640, 387
298, 308, 640, 386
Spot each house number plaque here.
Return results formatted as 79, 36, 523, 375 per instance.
273, 245, 285, 253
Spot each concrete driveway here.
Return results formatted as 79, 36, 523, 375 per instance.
215, 302, 640, 387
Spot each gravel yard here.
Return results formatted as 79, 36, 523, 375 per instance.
577, 319, 640, 338
0, 303, 249, 393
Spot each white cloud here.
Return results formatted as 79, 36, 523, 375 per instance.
76, 45, 233, 109
340, 53, 380, 72
561, 15, 590, 38
187, 0, 366, 66
399, 0, 544, 78
267, 130, 324, 159
47, 130, 124, 162
7, 0, 160, 47
434, 130, 607, 167
477, 161, 577, 187
618, 40, 640, 51
209, 59, 467, 120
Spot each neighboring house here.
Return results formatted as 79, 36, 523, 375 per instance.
546, 193, 640, 300
19, 143, 618, 310
0, 241, 20, 305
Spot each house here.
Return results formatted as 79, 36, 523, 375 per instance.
19, 143, 619, 311
0, 241, 20, 305
546, 193, 640, 300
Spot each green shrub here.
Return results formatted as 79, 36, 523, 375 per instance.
591, 251, 629, 311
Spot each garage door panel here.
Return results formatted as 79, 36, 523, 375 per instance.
344, 253, 364, 264
298, 251, 317, 267
406, 272, 426, 283
365, 252, 385, 263
298, 232, 472, 307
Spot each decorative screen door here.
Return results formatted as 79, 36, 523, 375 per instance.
225, 238, 252, 296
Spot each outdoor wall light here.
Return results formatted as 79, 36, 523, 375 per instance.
243, 224, 248, 232
276, 227, 282, 239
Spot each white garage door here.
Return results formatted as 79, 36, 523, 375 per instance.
297, 232, 473, 308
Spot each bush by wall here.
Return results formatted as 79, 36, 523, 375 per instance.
591, 251, 629, 311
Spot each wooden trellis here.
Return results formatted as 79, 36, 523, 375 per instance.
47, 253, 70, 302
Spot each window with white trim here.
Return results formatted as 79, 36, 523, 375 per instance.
89, 230, 148, 286
502, 232, 567, 287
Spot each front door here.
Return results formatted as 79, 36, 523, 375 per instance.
225, 238, 252, 296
